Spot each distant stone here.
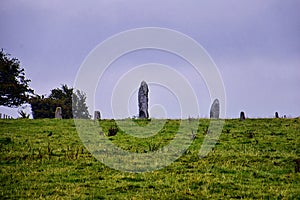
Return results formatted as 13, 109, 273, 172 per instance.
94, 111, 101, 120
210, 99, 220, 119
55, 107, 62, 119
138, 81, 149, 119
275, 112, 279, 118
240, 111, 245, 120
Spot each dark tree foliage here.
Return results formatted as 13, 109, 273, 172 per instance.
0, 49, 33, 107
30, 84, 90, 119
30, 96, 60, 119
72, 90, 91, 119
49, 84, 73, 119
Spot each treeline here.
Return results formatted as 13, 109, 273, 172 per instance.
30, 85, 90, 119
0, 49, 91, 119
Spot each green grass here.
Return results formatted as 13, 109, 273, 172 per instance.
0, 118, 300, 199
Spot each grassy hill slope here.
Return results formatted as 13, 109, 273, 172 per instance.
0, 118, 299, 199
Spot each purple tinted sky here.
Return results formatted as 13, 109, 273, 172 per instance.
0, 0, 299, 118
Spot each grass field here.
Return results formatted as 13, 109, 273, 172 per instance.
0, 118, 300, 199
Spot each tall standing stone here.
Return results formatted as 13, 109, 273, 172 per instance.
55, 107, 62, 119
94, 111, 101, 120
210, 99, 220, 119
275, 112, 279, 118
138, 81, 149, 119
240, 111, 245, 120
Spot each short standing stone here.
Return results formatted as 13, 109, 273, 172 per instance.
275, 112, 279, 118
94, 111, 101, 120
240, 111, 245, 120
210, 99, 220, 119
55, 107, 62, 119
138, 81, 149, 119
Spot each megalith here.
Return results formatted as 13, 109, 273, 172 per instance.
240, 111, 245, 120
210, 99, 220, 119
55, 107, 62, 119
94, 111, 101, 120
138, 81, 149, 119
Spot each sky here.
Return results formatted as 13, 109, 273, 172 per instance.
0, 0, 299, 119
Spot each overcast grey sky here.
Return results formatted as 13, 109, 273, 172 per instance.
0, 0, 299, 118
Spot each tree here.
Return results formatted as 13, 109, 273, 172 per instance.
72, 90, 90, 119
30, 84, 90, 119
30, 95, 59, 119
0, 49, 34, 107
49, 84, 73, 119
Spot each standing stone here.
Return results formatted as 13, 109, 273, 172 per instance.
210, 99, 220, 119
275, 112, 279, 118
0, 113, 2, 119
94, 111, 101, 120
138, 81, 149, 119
240, 111, 245, 120
55, 107, 62, 119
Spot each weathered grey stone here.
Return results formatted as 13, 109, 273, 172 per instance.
138, 81, 149, 119
240, 111, 245, 120
210, 99, 220, 119
275, 112, 279, 118
55, 107, 62, 119
94, 111, 101, 120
